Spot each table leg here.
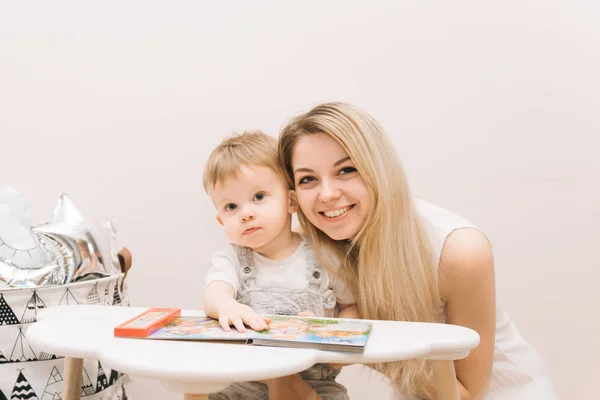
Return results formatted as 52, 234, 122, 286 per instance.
183, 395, 208, 400
63, 357, 84, 400
432, 360, 460, 400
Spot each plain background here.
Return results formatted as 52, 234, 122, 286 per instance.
1, 1, 598, 398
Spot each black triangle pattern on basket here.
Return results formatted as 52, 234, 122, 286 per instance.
42, 365, 63, 399
112, 279, 122, 306
1, 275, 130, 398
0, 294, 19, 326
59, 288, 80, 306
86, 283, 101, 305
10, 326, 38, 363
81, 365, 95, 396
122, 383, 129, 400
95, 361, 108, 393
0, 355, 129, 398
10, 370, 39, 400
20, 290, 47, 324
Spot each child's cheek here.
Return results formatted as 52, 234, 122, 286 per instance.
261, 208, 277, 223
223, 219, 239, 237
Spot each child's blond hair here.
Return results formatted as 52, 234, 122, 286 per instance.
203, 131, 283, 194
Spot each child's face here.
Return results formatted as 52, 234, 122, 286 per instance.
212, 166, 296, 251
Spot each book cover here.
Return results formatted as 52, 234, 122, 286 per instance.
129, 314, 372, 353
113, 308, 181, 338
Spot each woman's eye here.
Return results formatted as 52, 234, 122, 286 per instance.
253, 192, 266, 201
339, 166, 357, 175
225, 203, 237, 211
298, 176, 316, 185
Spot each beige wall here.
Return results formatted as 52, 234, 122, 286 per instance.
1, 1, 598, 398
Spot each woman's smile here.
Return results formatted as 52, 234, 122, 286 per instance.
319, 204, 355, 220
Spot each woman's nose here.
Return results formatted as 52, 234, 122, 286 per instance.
318, 181, 342, 202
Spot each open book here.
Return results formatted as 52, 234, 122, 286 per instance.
114, 308, 372, 353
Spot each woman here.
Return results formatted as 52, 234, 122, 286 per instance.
274, 102, 556, 399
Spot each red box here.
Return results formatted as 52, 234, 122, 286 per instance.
114, 308, 181, 338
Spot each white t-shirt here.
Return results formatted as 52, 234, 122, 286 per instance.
204, 240, 356, 306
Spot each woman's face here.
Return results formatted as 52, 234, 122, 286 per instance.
291, 133, 371, 240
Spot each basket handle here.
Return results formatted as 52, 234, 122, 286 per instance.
117, 247, 132, 291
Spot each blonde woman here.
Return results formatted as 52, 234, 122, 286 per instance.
275, 102, 557, 399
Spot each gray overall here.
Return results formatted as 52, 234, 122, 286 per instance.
208, 240, 349, 400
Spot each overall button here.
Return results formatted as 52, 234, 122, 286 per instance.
312, 270, 321, 279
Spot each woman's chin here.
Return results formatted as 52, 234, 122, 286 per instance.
306, 214, 361, 241
317, 224, 356, 241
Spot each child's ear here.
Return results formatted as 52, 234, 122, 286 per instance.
216, 215, 223, 226
288, 190, 299, 214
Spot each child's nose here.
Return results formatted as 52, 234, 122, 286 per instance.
240, 206, 255, 221
241, 213, 255, 222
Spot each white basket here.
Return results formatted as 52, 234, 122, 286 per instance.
0, 274, 131, 400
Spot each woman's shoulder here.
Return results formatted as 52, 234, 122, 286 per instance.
415, 199, 494, 299
438, 225, 494, 305
414, 198, 477, 233
440, 228, 493, 271
414, 198, 481, 264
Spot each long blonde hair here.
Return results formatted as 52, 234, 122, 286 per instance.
279, 102, 442, 398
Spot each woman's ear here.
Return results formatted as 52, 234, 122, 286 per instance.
288, 190, 299, 214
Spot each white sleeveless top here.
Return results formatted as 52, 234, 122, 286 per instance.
415, 199, 557, 400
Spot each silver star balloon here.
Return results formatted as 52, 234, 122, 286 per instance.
0, 189, 121, 288
34, 194, 121, 282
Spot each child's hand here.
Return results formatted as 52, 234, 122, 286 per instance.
217, 302, 271, 332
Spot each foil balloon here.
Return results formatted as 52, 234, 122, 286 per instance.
0, 254, 69, 288
0, 186, 64, 289
33, 194, 121, 283
0, 189, 121, 288
0, 186, 50, 269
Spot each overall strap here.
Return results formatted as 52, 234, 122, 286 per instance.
302, 237, 336, 311
232, 244, 257, 290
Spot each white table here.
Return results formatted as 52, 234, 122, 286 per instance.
27, 305, 479, 400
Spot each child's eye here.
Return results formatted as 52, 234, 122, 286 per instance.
225, 203, 237, 211
298, 176, 316, 185
339, 166, 357, 175
253, 192, 266, 201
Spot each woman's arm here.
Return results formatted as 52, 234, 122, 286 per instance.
436, 228, 496, 400
338, 303, 360, 319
